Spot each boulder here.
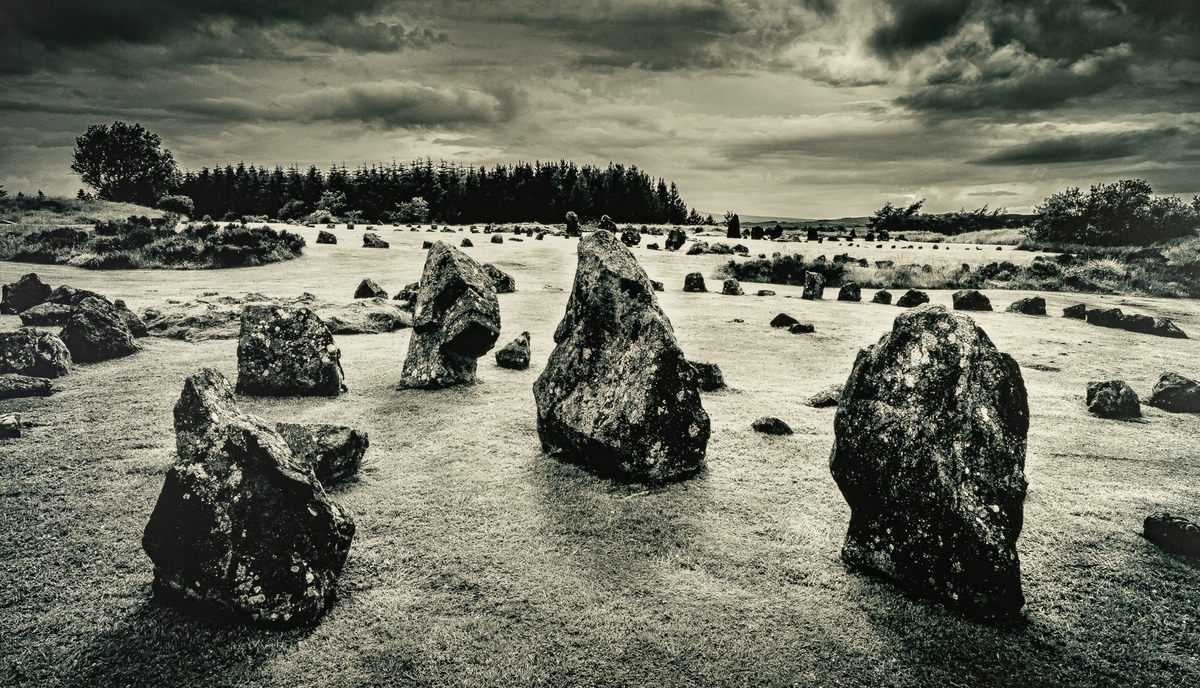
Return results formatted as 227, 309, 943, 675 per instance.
398, 242, 501, 389
0, 373, 52, 400
646, 243, 660, 250
422, 240, 433, 249
461, 238, 473, 248
1, 273, 52, 314
495, 331, 531, 370
686, 242, 709, 256
142, 369, 355, 626
722, 279, 744, 296
1006, 296, 1045, 315
875, 260, 895, 269
691, 362, 726, 392
757, 290, 776, 297
1152, 318, 1188, 339
354, 279, 388, 300
1147, 372, 1200, 413
896, 289, 930, 308
490, 234, 503, 244
1120, 313, 1156, 335
789, 323, 815, 334
45, 285, 108, 307
235, 305, 345, 396
0, 328, 72, 377
1086, 307, 1123, 328
830, 305, 1028, 623
683, 273, 707, 292
1144, 513, 1200, 558
18, 302, 74, 326
362, 233, 389, 248
651, 280, 665, 292
0, 412, 18, 439
837, 283, 861, 302
807, 384, 843, 408
533, 231, 710, 483
871, 290, 893, 305
1086, 380, 1140, 418
1063, 303, 1087, 320
482, 263, 516, 294
665, 229, 687, 251
802, 271, 825, 300
953, 290, 992, 312
752, 417, 792, 435
620, 228, 641, 247
316, 231, 337, 245
276, 422, 369, 485
58, 297, 140, 363
770, 313, 799, 328
113, 300, 149, 337
393, 282, 420, 306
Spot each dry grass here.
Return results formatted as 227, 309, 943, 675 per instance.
2, 227, 1200, 687
946, 228, 1026, 245
0, 197, 165, 226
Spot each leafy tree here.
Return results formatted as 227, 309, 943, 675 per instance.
277, 199, 307, 221
397, 197, 429, 223
315, 190, 347, 218
71, 121, 179, 206
1028, 179, 1200, 246
157, 194, 194, 216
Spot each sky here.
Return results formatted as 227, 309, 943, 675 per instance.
1, 0, 1198, 218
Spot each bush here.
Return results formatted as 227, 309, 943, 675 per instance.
157, 195, 194, 216
1028, 179, 1200, 246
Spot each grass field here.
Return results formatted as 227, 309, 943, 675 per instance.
2, 226, 1199, 687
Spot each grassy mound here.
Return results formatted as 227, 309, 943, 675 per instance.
0, 195, 165, 226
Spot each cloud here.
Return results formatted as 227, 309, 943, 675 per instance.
974, 127, 1185, 165
868, 0, 973, 58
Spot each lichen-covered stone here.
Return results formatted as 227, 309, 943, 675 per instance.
802, 272, 825, 300
0, 328, 72, 378
1147, 372, 1200, 413
1063, 303, 1087, 319
683, 273, 706, 292
872, 290, 893, 305
953, 290, 992, 311
534, 231, 710, 483
460, 238, 473, 247
316, 231, 337, 245
1006, 296, 1046, 315
491, 234, 504, 244
142, 369, 355, 626
896, 289, 930, 308
276, 422, 369, 485
722, 279, 744, 296
398, 242, 500, 389
789, 322, 815, 334
1152, 318, 1188, 339
0, 373, 52, 400
1, 273, 52, 314
837, 283, 861, 302
665, 229, 686, 251
1086, 380, 1141, 418
830, 305, 1028, 623
18, 302, 74, 326
1086, 307, 1123, 328
354, 279, 387, 299
236, 305, 344, 396
58, 297, 140, 363
483, 263, 516, 293
752, 417, 792, 435
45, 285, 108, 307
495, 331, 531, 370
807, 384, 843, 408
770, 313, 798, 328
113, 299, 148, 337
692, 362, 726, 392
362, 233, 389, 248
620, 228, 641, 247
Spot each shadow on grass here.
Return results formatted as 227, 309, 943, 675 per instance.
56, 599, 311, 688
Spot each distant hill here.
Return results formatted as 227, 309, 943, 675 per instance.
699, 211, 871, 227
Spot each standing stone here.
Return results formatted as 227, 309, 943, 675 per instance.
398, 242, 500, 389
491, 234, 504, 244
0, 373, 52, 400
896, 289, 930, 308
58, 297, 140, 363
534, 231, 710, 483
354, 279, 388, 299
1, 273, 52, 314
722, 279, 744, 296
1006, 296, 1046, 315
482, 263, 516, 293
620, 228, 642, 247
953, 290, 992, 311
1147, 372, 1200, 413
830, 305, 1028, 623
683, 273, 707, 292
837, 283, 862, 302
872, 290, 893, 305
461, 238, 473, 248
665, 229, 687, 251
362, 233, 389, 248
565, 211, 581, 237
276, 422, 369, 485
316, 231, 337, 245
1086, 307, 1123, 328
802, 272, 825, 300
1144, 514, 1200, 557
691, 362, 726, 391
422, 240, 433, 249
236, 305, 344, 396
1086, 380, 1141, 418
113, 300, 149, 338
0, 328, 72, 377
1063, 303, 1087, 319
143, 369, 355, 626
495, 331, 531, 370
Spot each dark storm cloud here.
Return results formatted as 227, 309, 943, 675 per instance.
302, 17, 448, 53
868, 0, 974, 58
975, 128, 1185, 165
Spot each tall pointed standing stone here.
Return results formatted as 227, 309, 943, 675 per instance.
534, 231, 710, 483
398, 242, 500, 389
829, 304, 1028, 623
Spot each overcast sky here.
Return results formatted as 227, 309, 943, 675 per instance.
1, 1, 1197, 218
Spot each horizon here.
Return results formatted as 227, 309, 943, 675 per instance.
1, 1, 1198, 218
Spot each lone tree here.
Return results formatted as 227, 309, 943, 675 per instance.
71, 121, 179, 206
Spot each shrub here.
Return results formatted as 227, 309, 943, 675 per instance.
157, 195, 194, 216
1028, 179, 1200, 246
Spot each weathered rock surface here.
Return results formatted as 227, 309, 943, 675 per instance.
1147, 372, 1200, 413
646, 243, 660, 250
0, 328, 72, 378
1063, 303, 1087, 319
620, 228, 641, 247
236, 305, 344, 396
665, 229, 686, 251
872, 290, 893, 305
789, 323, 815, 334
691, 362, 726, 392
0, 373, 52, 399
491, 234, 504, 244
461, 238, 473, 247
651, 280, 665, 292
142, 293, 411, 341
398, 242, 501, 389
752, 417, 792, 435
483, 263, 516, 293
1006, 296, 1046, 315
534, 231, 710, 483
1144, 513, 1200, 558
112, 300, 149, 338
354, 279, 387, 299
142, 369, 355, 626
830, 305, 1028, 623
1086, 380, 1140, 418
770, 313, 799, 328
495, 331, 531, 370
1152, 318, 1188, 339
807, 384, 843, 408
276, 422, 369, 485
953, 290, 992, 311
757, 289, 776, 297
683, 273, 707, 292
1086, 307, 1123, 328
1, 273, 52, 314
362, 233, 389, 248
393, 282, 420, 306
722, 279, 744, 296
802, 272, 825, 300
0, 412, 19, 438
18, 302, 74, 326
896, 289, 930, 308
316, 231, 337, 245
45, 285, 108, 307
837, 283, 861, 302
58, 297, 140, 363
